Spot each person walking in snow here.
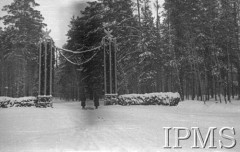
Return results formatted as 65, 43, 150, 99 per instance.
81, 85, 99, 109
93, 84, 100, 109
81, 89, 86, 109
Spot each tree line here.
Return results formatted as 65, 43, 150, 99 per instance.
0, 0, 45, 97
1, 0, 240, 103
56, 0, 240, 103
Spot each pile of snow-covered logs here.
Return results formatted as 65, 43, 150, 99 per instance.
35, 96, 53, 108
0, 96, 37, 108
106, 92, 181, 106
0, 96, 52, 108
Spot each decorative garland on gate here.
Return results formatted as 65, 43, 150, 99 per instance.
54, 28, 116, 66
56, 46, 102, 65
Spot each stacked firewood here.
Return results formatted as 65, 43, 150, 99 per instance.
0, 97, 37, 108
35, 97, 53, 108
106, 92, 181, 106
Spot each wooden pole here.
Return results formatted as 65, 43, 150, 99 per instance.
39, 42, 42, 96
50, 41, 53, 96
114, 38, 117, 94
44, 40, 47, 95
109, 39, 112, 94
104, 38, 107, 95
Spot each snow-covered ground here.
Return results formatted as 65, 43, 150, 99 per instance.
0, 98, 239, 152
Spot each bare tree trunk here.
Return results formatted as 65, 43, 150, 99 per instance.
191, 64, 195, 100
230, 62, 234, 99
226, 43, 231, 103
214, 77, 217, 101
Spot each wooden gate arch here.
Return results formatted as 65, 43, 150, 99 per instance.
37, 29, 54, 107
37, 28, 118, 107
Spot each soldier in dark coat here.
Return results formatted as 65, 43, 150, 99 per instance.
93, 84, 100, 109
80, 88, 86, 109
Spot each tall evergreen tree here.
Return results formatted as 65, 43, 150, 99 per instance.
0, 0, 46, 97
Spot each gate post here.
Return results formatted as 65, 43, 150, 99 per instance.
103, 29, 118, 105
37, 29, 54, 107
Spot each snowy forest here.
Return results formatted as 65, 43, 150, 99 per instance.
1, 0, 240, 103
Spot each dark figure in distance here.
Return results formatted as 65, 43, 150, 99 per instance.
93, 83, 100, 109
81, 84, 100, 109
93, 89, 99, 109
81, 93, 86, 109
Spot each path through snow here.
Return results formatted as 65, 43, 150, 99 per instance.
0, 99, 239, 152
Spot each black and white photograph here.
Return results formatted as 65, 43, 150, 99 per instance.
0, 0, 240, 151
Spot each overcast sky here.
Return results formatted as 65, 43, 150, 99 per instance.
0, 0, 164, 47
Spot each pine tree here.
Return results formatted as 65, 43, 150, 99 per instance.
0, 0, 46, 97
